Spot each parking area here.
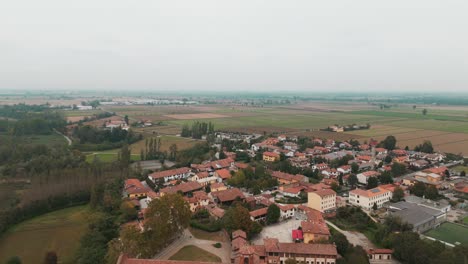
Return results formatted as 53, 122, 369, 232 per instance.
251, 217, 303, 245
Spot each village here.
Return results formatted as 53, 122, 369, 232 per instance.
119, 131, 468, 264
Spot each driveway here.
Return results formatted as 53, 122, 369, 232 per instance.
154, 229, 231, 263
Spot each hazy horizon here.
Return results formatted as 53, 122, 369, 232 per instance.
1, 0, 467, 92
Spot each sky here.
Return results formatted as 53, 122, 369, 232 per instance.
1, 0, 467, 92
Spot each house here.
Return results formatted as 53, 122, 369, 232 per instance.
159, 181, 203, 196
337, 165, 351, 174
214, 169, 232, 181
205, 204, 225, 219
312, 163, 329, 171
357, 171, 380, 185
349, 187, 392, 211
184, 191, 210, 212
277, 135, 287, 141
301, 209, 330, 243
148, 167, 191, 183
277, 204, 296, 220
124, 179, 149, 199
307, 189, 336, 213
321, 168, 339, 178
271, 171, 308, 185
191, 172, 218, 186
250, 207, 268, 222
413, 171, 443, 188
424, 153, 445, 162
235, 238, 337, 264
210, 182, 227, 192
367, 249, 394, 263
281, 186, 303, 198
374, 148, 388, 155
410, 160, 430, 169
263, 152, 280, 162
210, 188, 245, 205
76, 105, 93, 110
387, 201, 446, 233
283, 142, 298, 151
392, 149, 407, 156
424, 166, 448, 176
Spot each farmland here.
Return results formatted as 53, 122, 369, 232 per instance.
0, 205, 93, 264
100, 102, 468, 155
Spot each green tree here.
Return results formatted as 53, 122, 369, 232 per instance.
461, 171, 466, 177
372, 202, 378, 211
331, 232, 349, 256
414, 140, 434, 153
378, 171, 394, 184
411, 182, 426, 197
392, 186, 405, 202
381, 135, 397, 150
422, 109, 428, 115
266, 204, 281, 224
124, 115, 129, 125
424, 185, 439, 200
169, 144, 178, 161
348, 174, 358, 187
391, 162, 407, 177
223, 204, 254, 237
331, 182, 340, 192
120, 200, 138, 221
367, 177, 379, 189
351, 162, 359, 174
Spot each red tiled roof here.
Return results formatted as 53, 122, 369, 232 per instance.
124, 179, 150, 195
215, 169, 232, 180
367, 248, 394, 254
263, 151, 280, 158
232, 229, 247, 239
211, 188, 245, 202
271, 171, 306, 183
310, 189, 336, 198
249, 207, 268, 218
350, 187, 391, 198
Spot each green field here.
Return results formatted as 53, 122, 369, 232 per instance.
85, 153, 141, 163
0, 133, 67, 146
0, 205, 93, 264
464, 217, 468, 225
425, 222, 468, 245
61, 109, 105, 117
169, 245, 221, 262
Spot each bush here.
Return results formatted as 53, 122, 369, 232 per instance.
212, 243, 222, 248
190, 219, 222, 232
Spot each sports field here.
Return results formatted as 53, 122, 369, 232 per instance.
0, 206, 93, 264
425, 222, 468, 245
103, 102, 468, 155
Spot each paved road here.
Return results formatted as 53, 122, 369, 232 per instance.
153, 229, 231, 263
326, 221, 376, 250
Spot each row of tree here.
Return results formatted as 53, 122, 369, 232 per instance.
180, 121, 215, 139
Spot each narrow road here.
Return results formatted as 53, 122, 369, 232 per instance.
54, 129, 72, 146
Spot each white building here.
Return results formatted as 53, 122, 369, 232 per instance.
349, 187, 392, 211
357, 171, 380, 185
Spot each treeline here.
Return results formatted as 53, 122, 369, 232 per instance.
0, 104, 51, 119
140, 137, 164, 161
72, 125, 142, 151
176, 142, 214, 165
0, 143, 85, 177
180, 121, 214, 139
72, 111, 115, 124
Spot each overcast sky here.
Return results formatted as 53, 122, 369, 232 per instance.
1, 0, 467, 92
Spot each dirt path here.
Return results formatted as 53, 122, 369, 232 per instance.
153, 229, 231, 263
326, 221, 376, 250
53, 129, 72, 146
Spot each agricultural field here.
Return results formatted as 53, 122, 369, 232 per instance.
424, 222, 468, 245
169, 245, 221, 262
0, 205, 94, 264
103, 102, 468, 155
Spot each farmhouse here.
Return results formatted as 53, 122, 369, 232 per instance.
148, 167, 191, 183
184, 191, 211, 212
159, 181, 203, 196
249, 207, 268, 222
210, 182, 227, 192
124, 179, 150, 199
210, 188, 245, 205
367, 249, 394, 262
277, 204, 296, 220
214, 169, 232, 181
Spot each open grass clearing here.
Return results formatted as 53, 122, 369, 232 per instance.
169, 245, 221, 262
0, 205, 95, 264
188, 228, 226, 242
425, 222, 468, 245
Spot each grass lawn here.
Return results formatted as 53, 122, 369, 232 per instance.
463, 217, 468, 225
189, 227, 226, 242
0, 205, 94, 264
425, 222, 468, 245
452, 166, 468, 173
169, 245, 221, 262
